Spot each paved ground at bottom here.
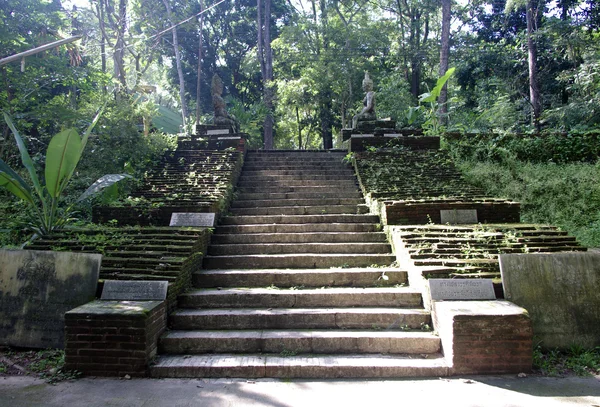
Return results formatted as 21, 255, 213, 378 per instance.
2, 375, 600, 407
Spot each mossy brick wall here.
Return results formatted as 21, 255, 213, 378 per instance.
382, 201, 521, 225
434, 301, 533, 374
93, 149, 244, 227
349, 135, 440, 152
353, 150, 485, 202
25, 227, 212, 313
93, 205, 215, 227
64, 300, 166, 377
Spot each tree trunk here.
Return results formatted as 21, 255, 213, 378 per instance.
195, 1, 204, 127
296, 106, 303, 149
438, 0, 451, 124
163, 0, 188, 127
258, 0, 274, 149
114, 0, 127, 90
527, 0, 541, 130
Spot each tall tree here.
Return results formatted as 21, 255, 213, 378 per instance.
506, 0, 543, 130
257, 0, 274, 149
438, 0, 451, 123
162, 0, 189, 125
195, 0, 205, 127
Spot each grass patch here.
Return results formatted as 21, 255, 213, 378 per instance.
455, 159, 600, 247
534, 345, 600, 376
0, 348, 80, 384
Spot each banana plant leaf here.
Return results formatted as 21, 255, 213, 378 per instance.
2, 112, 44, 200
76, 174, 132, 203
45, 128, 82, 199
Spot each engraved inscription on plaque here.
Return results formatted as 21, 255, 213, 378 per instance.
169, 212, 215, 227
429, 279, 496, 301
206, 129, 230, 135
440, 209, 478, 224
101, 280, 168, 301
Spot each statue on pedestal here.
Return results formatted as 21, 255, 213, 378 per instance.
211, 74, 239, 133
352, 72, 377, 129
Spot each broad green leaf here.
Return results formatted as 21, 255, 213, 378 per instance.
80, 107, 103, 154
45, 129, 82, 198
0, 172, 34, 204
3, 112, 44, 199
76, 174, 132, 203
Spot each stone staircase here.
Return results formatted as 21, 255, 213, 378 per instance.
151, 150, 448, 378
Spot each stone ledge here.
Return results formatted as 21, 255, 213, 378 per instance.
433, 300, 533, 375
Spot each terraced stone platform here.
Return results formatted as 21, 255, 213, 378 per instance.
93, 150, 243, 226
26, 227, 210, 308
393, 224, 586, 281
353, 150, 521, 224
152, 150, 445, 378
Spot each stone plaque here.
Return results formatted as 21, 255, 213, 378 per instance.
500, 252, 600, 348
170, 212, 215, 227
429, 279, 496, 301
0, 249, 101, 348
101, 280, 168, 301
206, 129, 230, 135
440, 209, 478, 224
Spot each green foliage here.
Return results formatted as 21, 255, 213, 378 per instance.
407, 68, 455, 135
448, 131, 600, 164
534, 345, 600, 376
454, 156, 600, 247
1, 112, 130, 236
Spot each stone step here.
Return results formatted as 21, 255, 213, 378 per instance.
159, 330, 439, 355
169, 308, 431, 330
207, 242, 392, 256
237, 180, 358, 188
236, 185, 359, 194
211, 232, 387, 244
242, 164, 350, 171
230, 198, 365, 208
219, 214, 380, 225
228, 205, 369, 216
214, 223, 380, 234
203, 253, 396, 269
241, 170, 354, 177
239, 174, 355, 182
192, 268, 407, 288
178, 287, 421, 308
151, 353, 448, 378
236, 191, 363, 200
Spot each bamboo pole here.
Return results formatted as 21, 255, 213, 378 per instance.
0, 36, 82, 67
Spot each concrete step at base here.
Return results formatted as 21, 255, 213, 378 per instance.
239, 174, 355, 182
214, 223, 380, 234
159, 330, 440, 355
170, 308, 430, 330
208, 242, 392, 256
151, 353, 449, 378
237, 180, 358, 188
241, 170, 354, 177
220, 214, 380, 225
236, 192, 363, 200
178, 287, 421, 308
215, 223, 380, 234
237, 186, 359, 194
211, 232, 387, 244
231, 198, 365, 208
229, 205, 369, 216
192, 268, 408, 288
203, 253, 396, 269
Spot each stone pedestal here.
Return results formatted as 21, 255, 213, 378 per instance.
433, 300, 533, 374
65, 300, 167, 377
